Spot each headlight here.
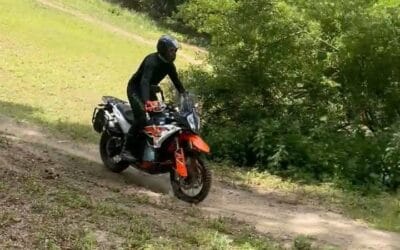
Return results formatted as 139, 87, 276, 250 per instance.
187, 113, 196, 131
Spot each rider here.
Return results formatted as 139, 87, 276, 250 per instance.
121, 35, 186, 162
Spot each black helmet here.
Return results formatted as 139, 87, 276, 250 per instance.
157, 35, 180, 62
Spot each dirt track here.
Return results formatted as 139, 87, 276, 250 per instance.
1, 116, 399, 249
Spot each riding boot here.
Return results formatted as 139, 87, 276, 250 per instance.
124, 93, 146, 163
121, 130, 137, 163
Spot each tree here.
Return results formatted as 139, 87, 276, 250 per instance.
179, 0, 400, 189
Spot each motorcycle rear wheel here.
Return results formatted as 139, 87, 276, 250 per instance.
100, 132, 130, 173
170, 155, 211, 204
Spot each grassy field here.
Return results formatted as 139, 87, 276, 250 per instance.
43, 0, 205, 60
0, 0, 197, 142
0, 0, 399, 236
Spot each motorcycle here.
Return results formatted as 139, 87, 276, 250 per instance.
91, 90, 211, 203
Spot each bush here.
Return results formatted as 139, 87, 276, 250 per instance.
180, 0, 400, 191
108, 0, 187, 19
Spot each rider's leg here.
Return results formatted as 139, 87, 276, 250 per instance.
121, 94, 146, 162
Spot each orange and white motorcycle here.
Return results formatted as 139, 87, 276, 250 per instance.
92, 91, 211, 203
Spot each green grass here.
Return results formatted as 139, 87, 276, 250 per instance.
0, 0, 196, 142
378, 0, 400, 7
45, 0, 204, 63
51, 0, 172, 40
212, 163, 400, 233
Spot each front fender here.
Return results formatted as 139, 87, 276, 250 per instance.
180, 133, 210, 154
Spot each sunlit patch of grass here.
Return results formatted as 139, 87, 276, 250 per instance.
0, 211, 20, 229
206, 216, 233, 234
52, 188, 94, 209
50, 0, 205, 61
35, 234, 61, 250
51, 0, 168, 40
0, 0, 198, 143
34, 226, 99, 250
293, 235, 313, 250
235, 232, 282, 250
94, 202, 131, 217
72, 228, 97, 250
23, 178, 47, 196
343, 193, 400, 232
377, 0, 400, 7
120, 217, 153, 248
169, 220, 282, 250
211, 163, 300, 190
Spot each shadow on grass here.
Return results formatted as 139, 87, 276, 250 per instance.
0, 100, 97, 143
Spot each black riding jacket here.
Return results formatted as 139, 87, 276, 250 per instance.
127, 52, 185, 103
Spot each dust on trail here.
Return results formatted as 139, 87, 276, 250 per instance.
35, 0, 206, 65
1, 116, 399, 250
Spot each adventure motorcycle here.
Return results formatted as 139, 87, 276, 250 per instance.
91, 91, 211, 203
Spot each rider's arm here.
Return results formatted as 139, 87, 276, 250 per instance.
168, 63, 185, 94
139, 58, 155, 103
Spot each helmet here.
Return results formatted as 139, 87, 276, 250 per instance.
157, 35, 180, 63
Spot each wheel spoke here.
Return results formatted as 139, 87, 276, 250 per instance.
100, 132, 130, 173
170, 154, 211, 203
106, 137, 123, 162
178, 156, 204, 197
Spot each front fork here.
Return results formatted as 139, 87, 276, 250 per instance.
174, 137, 188, 178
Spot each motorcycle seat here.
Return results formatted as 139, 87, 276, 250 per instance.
116, 103, 134, 123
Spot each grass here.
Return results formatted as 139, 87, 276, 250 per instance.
212, 163, 400, 233
0, 0, 196, 142
45, 0, 204, 62
50, 0, 172, 39
378, 0, 400, 7
0, 139, 286, 249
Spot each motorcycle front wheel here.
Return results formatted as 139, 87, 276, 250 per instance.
99, 132, 130, 173
170, 154, 212, 204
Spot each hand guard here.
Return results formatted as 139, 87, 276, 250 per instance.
145, 101, 164, 113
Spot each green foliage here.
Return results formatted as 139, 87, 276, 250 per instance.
110, 0, 187, 19
107, 0, 208, 45
382, 126, 400, 189
176, 0, 236, 34
180, 0, 400, 190
293, 235, 313, 250
334, 5, 400, 131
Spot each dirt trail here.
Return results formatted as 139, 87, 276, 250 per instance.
35, 0, 205, 65
1, 116, 399, 249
